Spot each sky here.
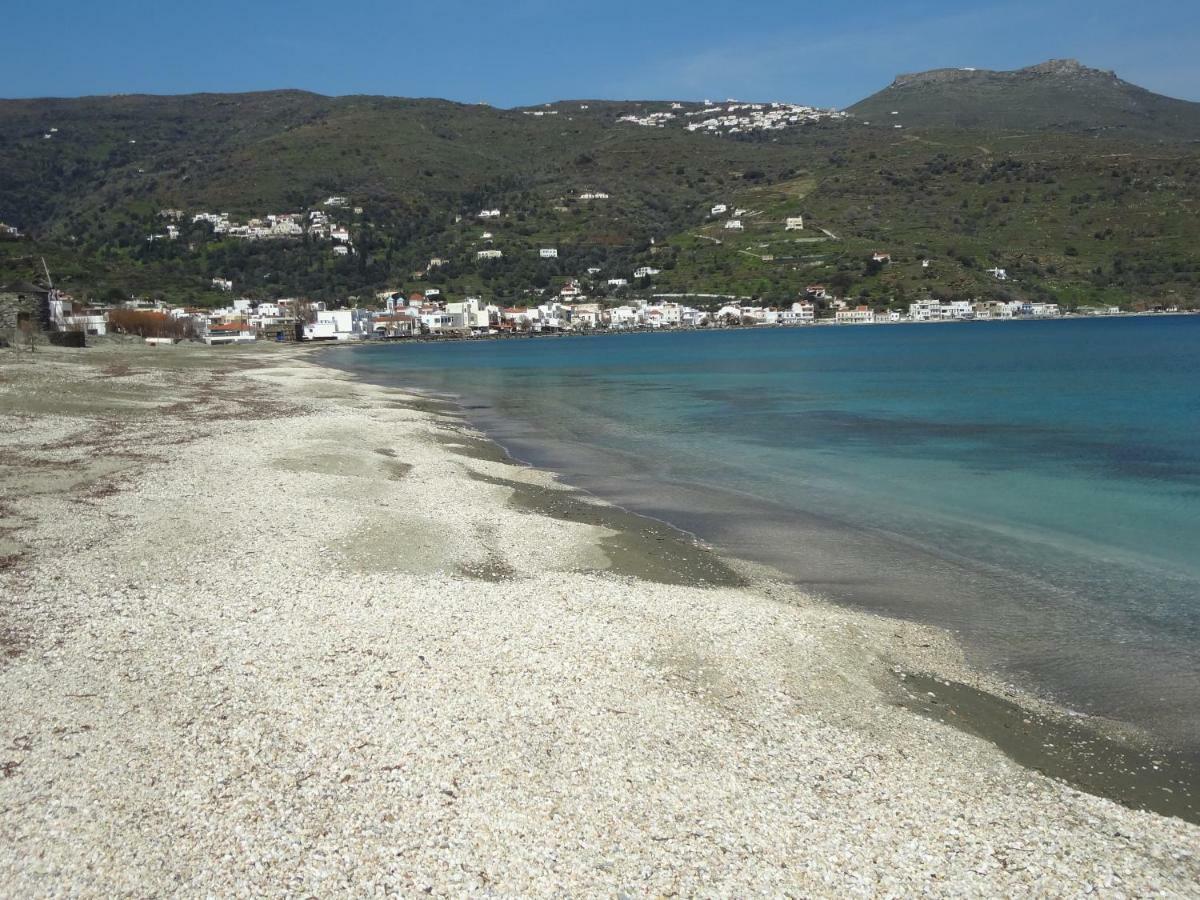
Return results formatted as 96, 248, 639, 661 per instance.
6, 0, 1199, 107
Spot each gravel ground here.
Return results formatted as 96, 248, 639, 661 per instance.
0, 345, 1197, 896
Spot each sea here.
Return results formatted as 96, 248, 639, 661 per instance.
326, 316, 1200, 747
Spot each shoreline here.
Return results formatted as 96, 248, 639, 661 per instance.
321, 344, 1200, 824
328, 308, 1198, 347
1, 340, 1197, 893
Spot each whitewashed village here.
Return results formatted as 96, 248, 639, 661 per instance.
5, 168, 1142, 349
11, 262, 1112, 349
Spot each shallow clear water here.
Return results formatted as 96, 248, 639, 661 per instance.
327, 317, 1200, 745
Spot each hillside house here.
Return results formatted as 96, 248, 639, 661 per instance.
724, 219, 744, 231
477, 249, 503, 260
539, 248, 559, 259
785, 217, 805, 231
872, 252, 892, 263
711, 204, 728, 215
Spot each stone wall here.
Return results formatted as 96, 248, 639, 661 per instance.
0, 289, 51, 335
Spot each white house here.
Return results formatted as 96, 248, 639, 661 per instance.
48, 296, 109, 336
633, 266, 660, 279
477, 249, 503, 260
724, 219, 744, 231
608, 305, 642, 328
711, 204, 728, 216
539, 248, 558, 259
872, 251, 892, 263
715, 304, 738, 321
783, 302, 816, 324
420, 311, 466, 333
303, 309, 368, 341
569, 303, 606, 329
987, 267, 1008, 281
477, 209, 502, 219
332, 245, 350, 256
909, 299, 939, 321
607, 278, 629, 288
371, 313, 420, 338
501, 306, 535, 327
836, 306, 876, 325
643, 302, 683, 327
535, 301, 570, 331
211, 277, 233, 292
785, 216, 805, 231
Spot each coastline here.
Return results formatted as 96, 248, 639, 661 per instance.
322, 339, 1200, 820
352, 308, 1198, 346
1, 340, 1197, 894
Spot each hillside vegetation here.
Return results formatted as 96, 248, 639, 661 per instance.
2, 61, 1198, 310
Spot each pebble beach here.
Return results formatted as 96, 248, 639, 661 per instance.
1, 342, 1197, 896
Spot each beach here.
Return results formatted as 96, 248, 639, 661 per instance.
1, 341, 1197, 895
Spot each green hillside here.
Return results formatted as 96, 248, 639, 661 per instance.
1, 64, 1198, 310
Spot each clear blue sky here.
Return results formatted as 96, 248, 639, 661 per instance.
7, 0, 1199, 106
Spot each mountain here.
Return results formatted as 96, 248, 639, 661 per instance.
1, 66, 1198, 310
848, 59, 1200, 141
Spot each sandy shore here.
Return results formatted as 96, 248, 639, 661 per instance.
1, 341, 1197, 895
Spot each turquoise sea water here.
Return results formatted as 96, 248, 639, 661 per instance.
327, 317, 1200, 745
